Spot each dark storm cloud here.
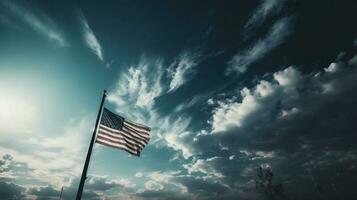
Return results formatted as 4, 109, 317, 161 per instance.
30, 177, 100, 200
85, 175, 130, 192
3, 153, 13, 161
137, 190, 188, 200
0, 153, 118, 199
179, 49, 357, 199
176, 176, 228, 196
29, 186, 61, 200
0, 181, 25, 199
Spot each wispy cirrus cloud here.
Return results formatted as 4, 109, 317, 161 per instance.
107, 57, 164, 114
107, 56, 194, 148
227, 17, 293, 74
168, 50, 202, 92
0, 0, 68, 46
243, 0, 285, 39
78, 11, 104, 61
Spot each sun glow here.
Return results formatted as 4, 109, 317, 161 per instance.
0, 90, 37, 133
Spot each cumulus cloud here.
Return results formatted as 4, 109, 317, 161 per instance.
85, 175, 135, 191
324, 62, 341, 73
78, 11, 104, 61
137, 42, 357, 199
139, 171, 188, 194
105, 41, 357, 199
0, 0, 68, 46
183, 157, 225, 182
144, 180, 164, 191
186, 51, 357, 199
228, 17, 293, 74
212, 66, 302, 132
168, 50, 202, 92
135, 172, 144, 178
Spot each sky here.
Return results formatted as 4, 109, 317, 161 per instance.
0, 0, 357, 199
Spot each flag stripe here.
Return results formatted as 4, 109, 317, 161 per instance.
98, 130, 144, 150
121, 128, 148, 144
100, 125, 148, 145
125, 120, 151, 131
96, 134, 140, 152
100, 124, 148, 143
97, 129, 144, 150
123, 122, 150, 137
122, 126, 149, 140
96, 139, 138, 156
124, 121, 150, 132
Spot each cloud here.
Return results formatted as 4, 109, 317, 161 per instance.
175, 176, 228, 198
108, 57, 164, 114
186, 51, 357, 199
85, 175, 135, 192
212, 66, 302, 132
0, 0, 68, 46
324, 62, 341, 73
0, 181, 25, 199
243, 0, 285, 39
168, 50, 202, 92
78, 11, 104, 61
137, 190, 189, 200
29, 186, 60, 199
0, 115, 94, 191
139, 171, 188, 194
131, 40, 357, 199
228, 17, 293, 74
183, 157, 225, 182
144, 180, 164, 191
135, 172, 144, 178
107, 56, 194, 160
107, 48, 357, 199
163, 117, 193, 159
25, 117, 93, 173
0, 165, 133, 199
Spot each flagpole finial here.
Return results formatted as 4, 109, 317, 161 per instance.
104, 90, 107, 94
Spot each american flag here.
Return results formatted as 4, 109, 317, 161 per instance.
96, 107, 150, 156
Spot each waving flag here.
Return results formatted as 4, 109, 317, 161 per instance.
96, 107, 151, 156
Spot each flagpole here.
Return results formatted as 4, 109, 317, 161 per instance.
59, 186, 63, 200
76, 90, 107, 200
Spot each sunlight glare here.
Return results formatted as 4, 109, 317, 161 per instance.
0, 90, 37, 133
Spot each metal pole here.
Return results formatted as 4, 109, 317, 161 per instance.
59, 186, 63, 200
76, 90, 107, 200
